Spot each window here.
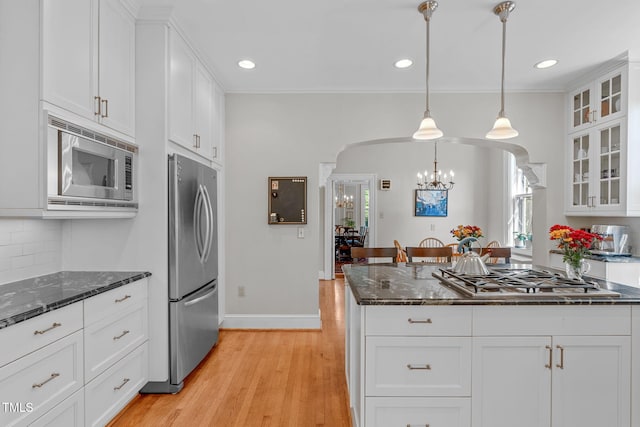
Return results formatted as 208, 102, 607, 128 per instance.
511, 158, 532, 246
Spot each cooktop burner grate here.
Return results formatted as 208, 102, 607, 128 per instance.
432, 268, 620, 298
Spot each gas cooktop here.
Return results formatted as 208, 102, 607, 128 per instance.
432, 268, 620, 298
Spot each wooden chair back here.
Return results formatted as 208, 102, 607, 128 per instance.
393, 240, 408, 262
406, 246, 453, 263
486, 240, 501, 248
351, 247, 398, 263
418, 237, 445, 248
480, 247, 511, 264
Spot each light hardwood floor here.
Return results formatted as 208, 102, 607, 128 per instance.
108, 279, 352, 427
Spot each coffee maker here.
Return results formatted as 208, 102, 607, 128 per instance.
591, 225, 632, 255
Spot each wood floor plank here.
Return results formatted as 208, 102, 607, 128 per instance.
108, 280, 351, 427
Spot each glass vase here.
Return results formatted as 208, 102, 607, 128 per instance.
564, 259, 590, 281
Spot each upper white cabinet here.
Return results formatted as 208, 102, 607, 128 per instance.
169, 30, 221, 162
42, 0, 135, 137
565, 61, 640, 216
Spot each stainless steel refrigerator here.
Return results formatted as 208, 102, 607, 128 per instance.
142, 154, 218, 394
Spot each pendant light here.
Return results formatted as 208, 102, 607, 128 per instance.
486, 1, 519, 139
413, 1, 443, 140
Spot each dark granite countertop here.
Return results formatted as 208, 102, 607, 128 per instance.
550, 249, 640, 263
343, 263, 640, 306
0, 271, 151, 329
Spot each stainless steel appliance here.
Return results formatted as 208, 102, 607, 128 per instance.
591, 224, 632, 255
142, 154, 218, 394
46, 114, 138, 210
432, 268, 620, 298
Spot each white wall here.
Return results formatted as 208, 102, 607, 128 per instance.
225, 91, 565, 323
0, 219, 62, 285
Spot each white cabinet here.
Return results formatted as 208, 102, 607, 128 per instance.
548, 252, 640, 287
565, 61, 640, 216
472, 306, 631, 427
42, 0, 135, 137
169, 30, 220, 161
356, 304, 473, 427
29, 389, 85, 427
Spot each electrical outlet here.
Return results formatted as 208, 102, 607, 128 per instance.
297, 227, 304, 238
238, 286, 245, 297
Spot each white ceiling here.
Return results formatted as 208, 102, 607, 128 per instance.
141, 0, 640, 93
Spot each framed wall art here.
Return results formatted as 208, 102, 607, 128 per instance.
268, 177, 307, 224
415, 189, 448, 217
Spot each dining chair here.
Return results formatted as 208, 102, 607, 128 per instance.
406, 246, 453, 263
480, 247, 511, 264
418, 237, 445, 248
486, 240, 501, 248
350, 247, 398, 263
393, 240, 408, 262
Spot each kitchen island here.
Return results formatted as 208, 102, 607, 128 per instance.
343, 263, 640, 427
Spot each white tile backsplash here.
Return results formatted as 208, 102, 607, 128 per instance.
0, 219, 62, 285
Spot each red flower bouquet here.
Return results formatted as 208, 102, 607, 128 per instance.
548, 224, 601, 270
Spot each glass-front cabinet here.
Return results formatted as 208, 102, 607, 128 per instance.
565, 60, 640, 216
568, 121, 624, 213
569, 68, 625, 134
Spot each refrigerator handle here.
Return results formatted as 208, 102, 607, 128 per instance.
193, 185, 205, 262
184, 284, 217, 307
201, 184, 214, 263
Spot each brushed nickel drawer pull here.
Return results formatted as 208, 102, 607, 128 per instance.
556, 345, 565, 369
114, 378, 130, 391
407, 364, 431, 370
545, 345, 552, 369
94, 96, 101, 116
34, 322, 61, 335
101, 98, 109, 118
32, 372, 60, 388
407, 318, 432, 324
407, 424, 430, 427
115, 295, 131, 303
113, 330, 130, 340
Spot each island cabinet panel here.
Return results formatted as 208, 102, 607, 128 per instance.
365, 336, 471, 397
29, 389, 84, 427
365, 305, 472, 336
365, 397, 471, 427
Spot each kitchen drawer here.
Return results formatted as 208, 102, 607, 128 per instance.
365, 305, 472, 336
365, 397, 471, 427
29, 388, 84, 427
85, 342, 148, 427
84, 278, 148, 326
0, 303, 83, 368
365, 336, 471, 397
473, 305, 631, 336
84, 302, 148, 382
0, 330, 83, 427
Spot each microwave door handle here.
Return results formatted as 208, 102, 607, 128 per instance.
201, 184, 213, 263
193, 186, 205, 262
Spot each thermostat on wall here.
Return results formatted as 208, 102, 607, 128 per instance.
379, 179, 391, 191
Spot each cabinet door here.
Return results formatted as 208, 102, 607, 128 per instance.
568, 83, 593, 133
211, 82, 224, 163
595, 68, 625, 124
97, 0, 135, 136
568, 131, 591, 211
551, 336, 630, 427
594, 119, 624, 210
41, 0, 97, 120
472, 336, 551, 427
169, 31, 197, 150
194, 63, 213, 159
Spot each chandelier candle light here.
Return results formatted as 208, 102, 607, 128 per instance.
417, 142, 454, 190
413, 0, 443, 140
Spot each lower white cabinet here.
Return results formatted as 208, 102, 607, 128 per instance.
0, 330, 84, 427
365, 397, 471, 427
0, 277, 148, 427
29, 389, 85, 427
84, 343, 148, 427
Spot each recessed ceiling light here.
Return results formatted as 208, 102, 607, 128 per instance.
238, 59, 256, 70
394, 59, 413, 69
534, 59, 558, 69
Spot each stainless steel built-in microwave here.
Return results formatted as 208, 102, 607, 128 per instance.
47, 114, 138, 210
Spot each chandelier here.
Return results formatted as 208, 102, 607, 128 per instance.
416, 141, 454, 190
335, 184, 354, 208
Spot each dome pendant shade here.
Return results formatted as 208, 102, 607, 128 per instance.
413, 115, 443, 140
486, 116, 519, 139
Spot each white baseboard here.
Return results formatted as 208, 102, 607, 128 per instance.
319, 270, 325, 280
221, 312, 322, 329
